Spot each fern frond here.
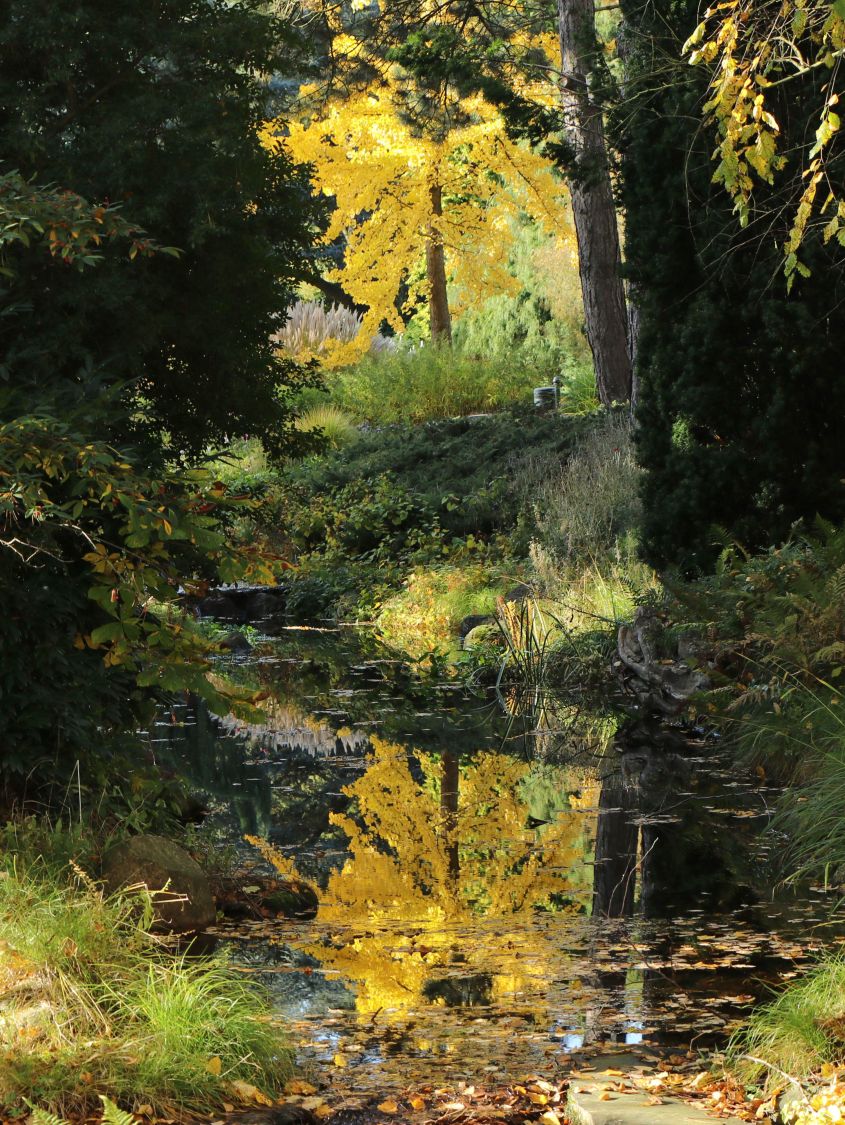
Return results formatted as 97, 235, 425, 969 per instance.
26, 1105, 68, 1125
100, 1095, 136, 1125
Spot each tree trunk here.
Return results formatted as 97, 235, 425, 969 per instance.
558, 0, 632, 405
440, 750, 460, 889
426, 182, 452, 344
592, 772, 639, 917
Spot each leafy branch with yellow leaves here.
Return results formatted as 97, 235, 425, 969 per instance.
685, 0, 845, 286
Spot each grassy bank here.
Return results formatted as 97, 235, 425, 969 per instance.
0, 827, 289, 1115
217, 405, 655, 665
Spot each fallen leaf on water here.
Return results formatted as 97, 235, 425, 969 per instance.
285, 1080, 318, 1096
409, 1096, 426, 1110
333, 1053, 347, 1069
377, 1098, 398, 1113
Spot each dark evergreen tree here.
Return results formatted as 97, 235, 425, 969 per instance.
0, 0, 321, 457
616, 0, 845, 571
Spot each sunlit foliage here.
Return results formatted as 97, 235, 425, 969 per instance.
267, 62, 575, 361
686, 0, 845, 286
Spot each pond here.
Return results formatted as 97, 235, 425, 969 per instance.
148, 627, 841, 1099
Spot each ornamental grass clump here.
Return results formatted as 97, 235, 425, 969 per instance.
274, 299, 362, 357
332, 343, 531, 424
518, 411, 642, 568
729, 957, 845, 1088
0, 856, 290, 1115
295, 403, 359, 449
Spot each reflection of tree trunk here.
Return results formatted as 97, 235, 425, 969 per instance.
558, 0, 631, 405
592, 775, 639, 916
426, 182, 452, 344
441, 750, 460, 888
639, 824, 660, 918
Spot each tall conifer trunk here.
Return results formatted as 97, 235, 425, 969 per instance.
558, 0, 632, 404
426, 181, 452, 343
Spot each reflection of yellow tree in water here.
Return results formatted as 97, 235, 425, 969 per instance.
297, 738, 585, 1017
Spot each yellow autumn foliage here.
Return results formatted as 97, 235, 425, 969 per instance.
263, 70, 575, 363
281, 736, 586, 1018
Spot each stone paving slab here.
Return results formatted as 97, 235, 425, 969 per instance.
567, 1083, 745, 1125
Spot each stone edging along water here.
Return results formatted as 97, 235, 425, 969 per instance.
566, 1083, 745, 1125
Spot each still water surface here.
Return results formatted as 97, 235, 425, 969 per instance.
150, 628, 839, 1093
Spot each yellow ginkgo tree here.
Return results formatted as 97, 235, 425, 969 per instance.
263, 68, 575, 363
291, 736, 585, 1016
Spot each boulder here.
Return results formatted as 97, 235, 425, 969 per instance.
102, 834, 215, 936
196, 585, 286, 626
463, 623, 502, 650
458, 613, 495, 639
219, 630, 252, 653
196, 590, 248, 624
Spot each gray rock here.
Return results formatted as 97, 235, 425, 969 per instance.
458, 613, 495, 638
196, 585, 286, 625
261, 879, 319, 919
102, 834, 215, 935
463, 624, 502, 650
219, 630, 252, 653
567, 1083, 744, 1125
197, 591, 248, 624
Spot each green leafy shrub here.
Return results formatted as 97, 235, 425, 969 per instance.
451, 218, 591, 397
280, 407, 586, 543
246, 409, 589, 621
0, 178, 279, 802
0, 399, 274, 796
375, 559, 515, 657
670, 522, 845, 882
